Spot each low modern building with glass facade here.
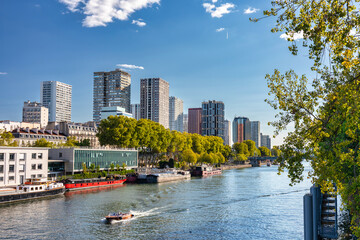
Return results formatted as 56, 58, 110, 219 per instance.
48, 148, 138, 175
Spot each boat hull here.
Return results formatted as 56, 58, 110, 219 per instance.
64, 179, 126, 191
190, 169, 222, 177
0, 187, 65, 204
105, 214, 134, 223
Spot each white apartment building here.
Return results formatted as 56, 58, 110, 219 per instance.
250, 121, 261, 148
41, 81, 72, 122
224, 120, 232, 146
0, 147, 48, 187
0, 121, 41, 132
140, 78, 169, 129
22, 101, 49, 128
131, 104, 141, 120
169, 96, 184, 132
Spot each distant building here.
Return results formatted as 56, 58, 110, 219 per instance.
261, 133, 271, 150
11, 128, 67, 147
22, 101, 49, 128
0, 121, 42, 132
0, 147, 49, 186
47, 121, 99, 148
201, 100, 225, 140
250, 121, 261, 148
48, 148, 138, 175
233, 117, 250, 144
169, 96, 184, 132
41, 81, 72, 122
140, 78, 169, 128
224, 120, 232, 146
183, 114, 188, 133
93, 69, 131, 122
188, 108, 202, 134
100, 106, 133, 120
131, 104, 141, 120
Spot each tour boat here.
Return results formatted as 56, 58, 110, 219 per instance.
0, 178, 65, 204
190, 166, 222, 177
105, 212, 134, 223
63, 175, 126, 191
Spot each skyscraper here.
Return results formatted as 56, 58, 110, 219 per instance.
233, 117, 250, 144
169, 96, 184, 132
201, 100, 225, 139
188, 108, 202, 134
41, 81, 72, 122
22, 101, 49, 128
183, 114, 188, 133
93, 69, 131, 122
140, 78, 169, 128
131, 104, 141, 120
250, 121, 261, 148
261, 133, 272, 150
224, 120, 232, 146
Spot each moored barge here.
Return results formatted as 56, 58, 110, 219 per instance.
190, 166, 222, 177
63, 175, 126, 190
0, 178, 65, 204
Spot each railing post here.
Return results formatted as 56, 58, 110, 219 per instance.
304, 193, 314, 240
311, 185, 320, 240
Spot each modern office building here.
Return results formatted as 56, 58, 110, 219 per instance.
93, 69, 131, 122
224, 120, 232, 146
233, 117, 251, 144
188, 108, 202, 134
131, 104, 141, 120
22, 101, 49, 128
48, 148, 138, 175
140, 78, 169, 128
100, 106, 133, 120
250, 121, 261, 148
0, 147, 49, 187
201, 100, 225, 139
169, 96, 184, 132
183, 114, 188, 133
261, 133, 272, 150
41, 81, 72, 122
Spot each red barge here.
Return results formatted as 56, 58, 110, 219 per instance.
63, 175, 126, 191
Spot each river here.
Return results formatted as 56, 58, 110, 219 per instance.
0, 164, 312, 240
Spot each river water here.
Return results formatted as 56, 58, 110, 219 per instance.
0, 165, 312, 240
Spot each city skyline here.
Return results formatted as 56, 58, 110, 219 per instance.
0, 0, 314, 145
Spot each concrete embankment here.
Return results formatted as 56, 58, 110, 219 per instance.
221, 164, 252, 170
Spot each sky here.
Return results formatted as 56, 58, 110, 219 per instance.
0, 0, 314, 146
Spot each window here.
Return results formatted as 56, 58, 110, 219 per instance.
9, 153, 15, 161
19, 165, 25, 172
37, 174, 42, 178
37, 153, 43, 159
0, 153, 4, 161
0, 177, 3, 181
19, 153, 25, 161
31, 164, 36, 170
0, 165, 3, 173
59, 152, 63, 158
32, 153, 36, 159
9, 176, 14, 181
9, 165, 14, 172
37, 164, 42, 170
31, 175, 36, 178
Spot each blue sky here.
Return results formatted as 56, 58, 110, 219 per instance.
0, 0, 313, 145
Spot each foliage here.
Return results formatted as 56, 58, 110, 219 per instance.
60, 169, 135, 180
110, 163, 115, 171
235, 153, 248, 162
182, 149, 198, 165
256, 0, 360, 235
96, 165, 100, 172
258, 146, 271, 157
32, 138, 53, 148
233, 142, 250, 157
271, 146, 281, 157
243, 140, 257, 157
116, 164, 120, 171
0, 131, 18, 146
81, 162, 87, 173
90, 163, 96, 172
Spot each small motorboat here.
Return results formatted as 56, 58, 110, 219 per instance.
267, 161, 271, 167
105, 212, 134, 223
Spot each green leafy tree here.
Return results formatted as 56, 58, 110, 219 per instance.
255, 0, 360, 235
96, 165, 100, 172
116, 164, 120, 171
90, 163, 95, 172
271, 146, 281, 157
110, 163, 115, 171
258, 146, 271, 157
243, 140, 257, 157
0, 131, 18, 146
122, 163, 127, 171
182, 149, 197, 166
33, 138, 53, 148
78, 139, 91, 147
233, 142, 250, 157
82, 162, 87, 173
65, 136, 78, 147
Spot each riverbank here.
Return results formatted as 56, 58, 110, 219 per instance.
221, 163, 252, 170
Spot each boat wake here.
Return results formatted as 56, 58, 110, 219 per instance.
101, 206, 167, 224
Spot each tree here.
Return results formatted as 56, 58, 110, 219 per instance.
182, 149, 197, 165
258, 146, 271, 157
82, 162, 87, 173
243, 140, 256, 157
116, 164, 120, 171
78, 139, 91, 147
96, 165, 100, 172
90, 163, 96, 172
65, 136, 78, 147
233, 142, 249, 157
110, 163, 115, 171
271, 146, 281, 157
33, 138, 53, 148
256, 0, 360, 235
0, 131, 18, 146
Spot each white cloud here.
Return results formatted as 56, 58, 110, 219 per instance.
212, 0, 218, 2
0, 72, 8, 75
244, 7, 259, 14
280, 30, 304, 41
116, 64, 144, 70
132, 19, 146, 27
59, 0, 160, 27
203, 2, 235, 18
216, 27, 225, 32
